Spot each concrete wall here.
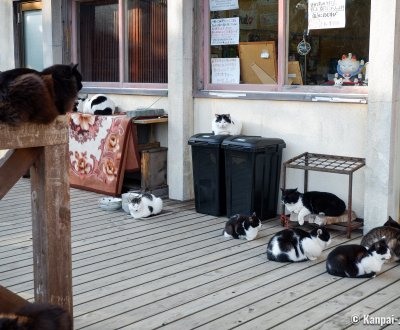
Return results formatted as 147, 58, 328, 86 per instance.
0, 2, 15, 70
194, 98, 367, 217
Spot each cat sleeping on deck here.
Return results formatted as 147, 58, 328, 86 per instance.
326, 240, 391, 278
281, 188, 346, 226
128, 192, 163, 219
360, 216, 400, 262
0, 64, 82, 125
267, 227, 331, 262
223, 212, 262, 241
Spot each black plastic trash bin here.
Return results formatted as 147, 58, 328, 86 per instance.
222, 135, 286, 220
188, 133, 228, 216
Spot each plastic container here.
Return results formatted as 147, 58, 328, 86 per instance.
222, 135, 286, 220
188, 133, 228, 216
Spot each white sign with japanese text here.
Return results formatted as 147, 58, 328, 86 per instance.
211, 58, 240, 84
211, 17, 240, 45
308, 0, 346, 30
210, 0, 239, 11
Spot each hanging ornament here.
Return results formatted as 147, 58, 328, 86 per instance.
297, 36, 311, 56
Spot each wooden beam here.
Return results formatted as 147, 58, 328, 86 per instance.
0, 286, 29, 313
0, 148, 40, 200
0, 116, 68, 150
30, 143, 73, 317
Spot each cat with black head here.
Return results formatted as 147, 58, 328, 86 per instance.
211, 114, 242, 135
281, 188, 346, 226
223, 212, 262, 241
267, 226, 331, 262
128, 192, 163, 219
361, 217, 400, 263
0, 64, 82, 125
326, 240, 391, 278
0, 302, 71, 330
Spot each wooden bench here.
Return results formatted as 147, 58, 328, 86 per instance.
0, 116, 73, 318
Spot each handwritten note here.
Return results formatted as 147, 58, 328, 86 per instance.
210, 0, 239, 11
211, 58, 240, 84
308, 0, 346, 30
211, 17, 240, 45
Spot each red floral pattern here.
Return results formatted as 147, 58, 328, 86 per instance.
68, 114, 139, 196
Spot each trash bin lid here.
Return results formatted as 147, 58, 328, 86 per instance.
188, 133, 228, 147
221, 135, 286, 152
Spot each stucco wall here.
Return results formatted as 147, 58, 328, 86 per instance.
0, 2, 15, 70
194, 98, 368, 217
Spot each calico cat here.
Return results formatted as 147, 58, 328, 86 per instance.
81, 94, 116, 115
223, 212, 262, 241
281, 188, 346, 225
361, 219, 400, 262
326, 240, 391, 278
0, 302, 71, 330
0, 64, 82, 125
211, 114, 242, 135
267, 227, 331, 262
128, 192, 163, 219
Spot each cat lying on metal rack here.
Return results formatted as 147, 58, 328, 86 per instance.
281, 188, 346, 226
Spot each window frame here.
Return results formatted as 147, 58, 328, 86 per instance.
71, 0, 168, 93
195, 0, 368, 102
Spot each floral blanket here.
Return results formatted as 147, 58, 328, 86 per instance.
68, 113, 140, 196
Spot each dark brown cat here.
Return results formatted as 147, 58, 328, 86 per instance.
0, 64, 82, 125
0, 302, 71, 330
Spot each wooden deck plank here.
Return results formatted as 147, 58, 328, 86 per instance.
2, 179, 399, 330
110, 234, 360, 330
308, 278, 400, 329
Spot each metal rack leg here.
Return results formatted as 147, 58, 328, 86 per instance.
347, 173, 353, 238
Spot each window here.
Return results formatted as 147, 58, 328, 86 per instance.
73, 0, 167, 88
13, 1, 44, 70
199, 0, 370, 96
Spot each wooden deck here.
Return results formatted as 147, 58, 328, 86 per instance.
1, 179, 400, 329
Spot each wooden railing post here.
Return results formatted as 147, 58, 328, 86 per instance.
0, 116, 73, 319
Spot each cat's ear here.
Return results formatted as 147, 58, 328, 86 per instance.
317, 229, 322, 235
70, 63, 79, 71
280, 188, 284, 192
252, 211, 257, 217
214, 114, 219, 118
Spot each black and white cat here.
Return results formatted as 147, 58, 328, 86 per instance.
281, 188, 346, 226
361, 218, 400, 262
326, 240, 391, 278
267, 227, 331, 262
223, 212, 262, 241
211, 114, 242, 135
128, 192, 163, 219
75, 94, 116, 115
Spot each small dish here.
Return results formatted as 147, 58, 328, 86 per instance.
99, 197, 122, 211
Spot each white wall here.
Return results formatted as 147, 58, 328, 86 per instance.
0, 2, 15, 70
194, 98, 368, 217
